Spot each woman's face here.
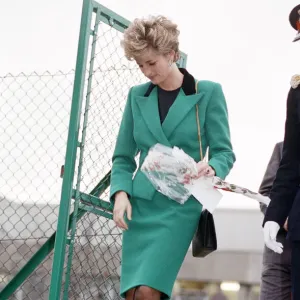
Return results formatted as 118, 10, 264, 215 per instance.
135, 48, 174, 85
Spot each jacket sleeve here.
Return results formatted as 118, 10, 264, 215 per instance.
264, 87, 300, 226
110, 87, 138, 202
258, 143, 282, 215
206, 83, 236, 179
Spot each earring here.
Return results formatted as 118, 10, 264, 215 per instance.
169, 60, 173, 67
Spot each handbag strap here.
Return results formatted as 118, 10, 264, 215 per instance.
195, 81, 203, 161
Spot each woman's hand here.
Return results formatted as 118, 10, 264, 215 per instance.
113, 191, 132, 230
195, 161, 215, 178
183, 162, 215, 184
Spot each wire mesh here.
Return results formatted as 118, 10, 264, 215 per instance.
0, 71, 74, 299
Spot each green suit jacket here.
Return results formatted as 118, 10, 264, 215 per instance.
110, 79, 235, 202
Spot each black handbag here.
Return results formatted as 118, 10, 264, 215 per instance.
192, 80, 217, 258
192, 209, 217, 257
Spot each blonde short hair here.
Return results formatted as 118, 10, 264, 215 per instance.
121, 15, 180, 61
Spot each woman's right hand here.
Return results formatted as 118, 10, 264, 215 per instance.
113, 191, 132, 230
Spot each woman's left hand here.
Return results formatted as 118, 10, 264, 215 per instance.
183, 162, 215, 184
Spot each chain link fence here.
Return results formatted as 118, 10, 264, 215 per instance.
0, 71, 73, 299
0, 14, 147, 299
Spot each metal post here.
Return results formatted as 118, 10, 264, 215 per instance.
48, 0, 94, 299
62, 8, 101, 299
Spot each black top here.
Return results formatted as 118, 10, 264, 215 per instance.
158, 87, 180, 123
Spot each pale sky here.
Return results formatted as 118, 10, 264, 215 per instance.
1, 0, 300, 209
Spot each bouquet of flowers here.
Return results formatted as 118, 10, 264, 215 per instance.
141, 144, 198, 204
141, 143, 270, 207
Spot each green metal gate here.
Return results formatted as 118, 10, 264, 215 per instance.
0, 0, 187, 299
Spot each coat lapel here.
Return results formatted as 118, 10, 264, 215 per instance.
136, 87, 171, 146
162, 89, 205, 139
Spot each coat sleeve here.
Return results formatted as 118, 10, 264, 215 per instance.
258, 143, 282, 215
264, 87, 300, 227
206, 83, 236, 179
110, 87, 138, 202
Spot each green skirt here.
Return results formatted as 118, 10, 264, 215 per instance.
120, 192, 202, 299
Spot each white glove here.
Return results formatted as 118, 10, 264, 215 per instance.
263, 221, 283, 254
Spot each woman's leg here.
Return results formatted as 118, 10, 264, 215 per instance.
126, 287, 137, 300
134, 286, 161, 300
126, 286, 161, 300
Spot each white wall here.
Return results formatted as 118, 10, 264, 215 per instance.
181, 208, 266, 283
214, 208, 265, 252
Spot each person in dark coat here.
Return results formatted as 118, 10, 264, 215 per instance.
259, 142, 291, 300
263, 5, 300, 299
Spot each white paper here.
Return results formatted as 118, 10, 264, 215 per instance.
185, 177, 223, 213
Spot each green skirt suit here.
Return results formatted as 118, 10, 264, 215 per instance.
110, 69, 235, 299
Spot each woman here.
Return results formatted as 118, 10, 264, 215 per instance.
110, 15, 235, 300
